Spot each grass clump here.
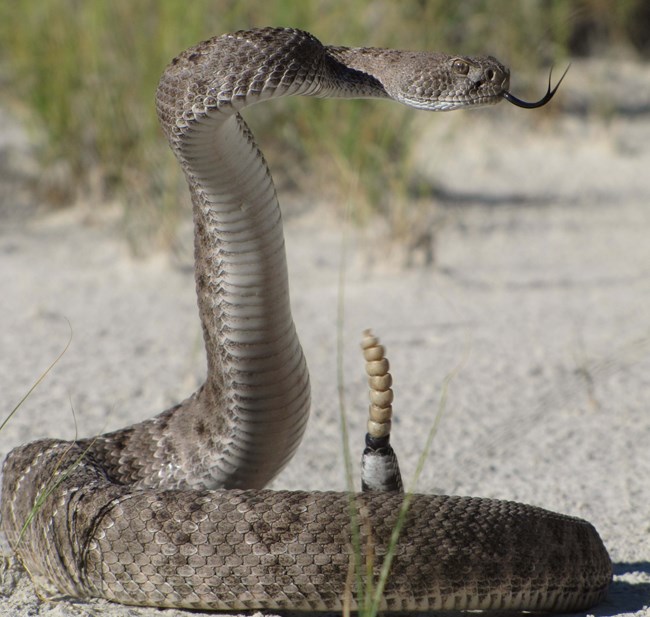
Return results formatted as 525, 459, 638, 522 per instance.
1, 1, 648, 247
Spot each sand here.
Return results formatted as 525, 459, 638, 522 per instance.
0, 57, 648, 616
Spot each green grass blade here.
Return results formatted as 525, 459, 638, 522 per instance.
336, 187, 369, 613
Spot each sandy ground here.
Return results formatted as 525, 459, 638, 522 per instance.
0, 58, 649, 616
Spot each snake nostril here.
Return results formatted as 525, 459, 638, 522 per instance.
485, 68, 495, 81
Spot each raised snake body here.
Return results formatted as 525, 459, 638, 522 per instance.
1, 28, 611, 612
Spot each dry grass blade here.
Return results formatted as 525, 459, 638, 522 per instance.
0, 321, 72, 435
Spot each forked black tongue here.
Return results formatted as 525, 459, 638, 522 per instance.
503, 64, 570, 108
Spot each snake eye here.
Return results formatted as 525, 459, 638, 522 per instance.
452, 59, 470, 75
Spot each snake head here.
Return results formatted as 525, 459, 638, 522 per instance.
379, 52, 511, 111
376, 51, 568, 112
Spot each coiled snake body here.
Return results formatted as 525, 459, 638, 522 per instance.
1, 28, 611, 612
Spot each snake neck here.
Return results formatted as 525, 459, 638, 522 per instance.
146, 28, 391, 491
172, 109, 311, 490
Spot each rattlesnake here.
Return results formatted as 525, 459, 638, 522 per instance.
1, 28, 610, 612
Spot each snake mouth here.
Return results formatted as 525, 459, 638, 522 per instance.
503, 64, 570, 109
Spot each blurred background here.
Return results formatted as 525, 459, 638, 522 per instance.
1, 0, 648, 252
